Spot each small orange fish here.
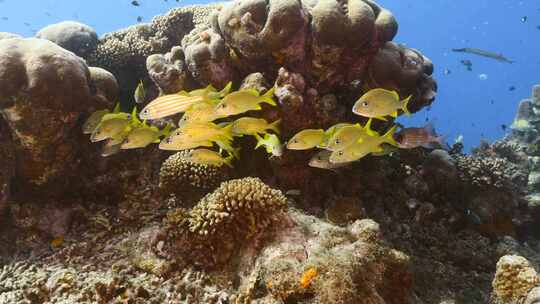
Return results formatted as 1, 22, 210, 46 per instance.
394, 123, 445, 149
299, 267, 318, 289
50, 236, 64, 248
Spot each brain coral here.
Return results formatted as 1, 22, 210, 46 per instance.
159, 151, 227, 204
492, 255, 539, 301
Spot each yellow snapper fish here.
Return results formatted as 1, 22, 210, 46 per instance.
182, 148, 235, 168
179, 82, 232, 99
329, 125, 398, 163
121, 123, 172, 149
231, 117, 280, 136
173, 122, 233, 141
326, 119, 377, 152
82, 109, 110, 134
134, 80, 146, 104
286, 129, 326, 150
308, 150, 352, 170
352, 88, 412, 120
90, 112, 133, 142
254, 133, 283, 157
178, 100, 223, 127
215, 87, 276, 117
101, 138, 123, 157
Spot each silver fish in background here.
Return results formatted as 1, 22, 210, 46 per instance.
394, 123, 446, 149
452, 48, 513, 63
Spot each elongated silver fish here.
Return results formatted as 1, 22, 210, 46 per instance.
452, 48, 513, 63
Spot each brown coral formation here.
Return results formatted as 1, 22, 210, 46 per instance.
159, 150, 228, 204
492, 255, 540, 302
160, 177, 288, 268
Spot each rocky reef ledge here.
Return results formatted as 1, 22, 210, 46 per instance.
0, 1, 538, 303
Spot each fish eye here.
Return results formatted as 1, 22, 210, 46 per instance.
175, 131, 181, 136
127, 114, 132, 119
219, 104, 226, 108
335, 139, 341, 144
166, 138, 172, 144
361, 101, 369, 107
143, 109, 149, 114
293, 139, 298, 143
338, 151, 344, 156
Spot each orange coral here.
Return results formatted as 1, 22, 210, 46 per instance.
299, 267, 318, 289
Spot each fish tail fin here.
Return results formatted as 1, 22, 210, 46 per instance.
402, 95, 412, 116
160, 124, 173, 137
223, 153, 235, 168
269, 119, 281, 134
219, 81, 233, 97
364, 118, 378, 137
254, 133, 264, 149
220, 123, 234, 140
231, 147, 241, 159
382, 125, 398, 146
215, 139, 234, 155
424, 122, 436, 136
262, 87, 277, 106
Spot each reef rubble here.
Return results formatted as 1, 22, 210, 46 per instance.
0, 1, 538, 304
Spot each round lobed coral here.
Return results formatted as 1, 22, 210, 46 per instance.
453, 155, 526, 191
36, 21, 98, 59
492, 255, 540, 302
159, 151, 227, 204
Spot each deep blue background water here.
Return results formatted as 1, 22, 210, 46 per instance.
1, 0, 539, 150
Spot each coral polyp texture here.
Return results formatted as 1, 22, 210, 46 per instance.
492, 255, 540, 302
159, 150, 228, 202
160, 177, 288, 267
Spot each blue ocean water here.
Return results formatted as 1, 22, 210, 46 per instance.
1, 0, 538, 151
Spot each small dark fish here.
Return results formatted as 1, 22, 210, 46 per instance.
453, 47, 513, 64
465, 209, 482, 225
23, 22, 30, 26
131, 0, 140, 6
443, 68, 451, 75
490, 100, 494, 105
394, 123, 445, 149
1, 17, 8, 21
521, 16, 528, 23
509, 86, 516, 91
137, 16, 143, 22
501, 124, 507, 131
460, 59, 473, 71
537, 25, 540, 30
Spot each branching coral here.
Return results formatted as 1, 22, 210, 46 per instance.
160, 177, 288, 268
187, 177, 288, 236
453, 155, 526, 191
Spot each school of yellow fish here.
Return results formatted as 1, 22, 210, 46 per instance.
84, 82, 444, 169
84, 82, 282, 167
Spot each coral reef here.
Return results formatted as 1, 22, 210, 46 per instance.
453, 154, 526, 190
492, 255, 539, 303
159, 150, 228, 204
35, 21, 98, 58
87, 4, 222, 104
0, 37, 116, 189
1, 2, 539, 304
160, 177, 288, 267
